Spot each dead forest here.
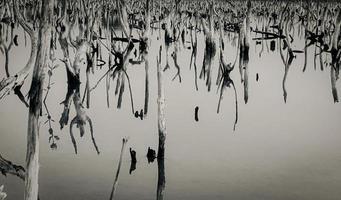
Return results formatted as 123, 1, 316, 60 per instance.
1, 0, 341, 199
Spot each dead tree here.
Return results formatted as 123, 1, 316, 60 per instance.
330, 8, 341, 103
279, 3, 295, 103
109, 138, 128, 200
157, 45, 166, 159
25, 0, 54, 199
0, 0, 38, 105
142, 0, 151, 116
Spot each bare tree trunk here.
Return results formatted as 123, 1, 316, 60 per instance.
157, 9, 169, 153
109, 138, 128, 200
143, 0, 151, 116
25, 0, 54, 199
157, 46, 166, 159
320, 6, 327, 71
330, 11, 341, 102
302, 0, 309, 72
0, 1, 38, 100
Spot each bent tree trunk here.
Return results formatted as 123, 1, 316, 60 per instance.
26, 0, 54, 199
0, 1, 38, 101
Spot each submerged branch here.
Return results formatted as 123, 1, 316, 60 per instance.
0, 154, 25, 180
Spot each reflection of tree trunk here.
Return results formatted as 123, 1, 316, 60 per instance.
156, 157, 165, 200
157, 46, 166, 159
330, 66, 338, 103
26, 0, 54, 199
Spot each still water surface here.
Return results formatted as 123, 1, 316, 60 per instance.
1, 20, 341, 200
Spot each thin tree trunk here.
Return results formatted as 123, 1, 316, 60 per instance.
157, 46, 166, 159
143, 0, 151, 116
303, 0, 309, 72
320, 6, 327, 71
109, 138, 128, 200
25, 0, 54, 199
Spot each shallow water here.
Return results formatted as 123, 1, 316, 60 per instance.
1, 14, 341, 200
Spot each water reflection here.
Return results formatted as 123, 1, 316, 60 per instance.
1, 0, 341, 199
147, 147, 156, 164
129, 148, 137, 174
156, 157, 165, 200
59, 61, 100, 155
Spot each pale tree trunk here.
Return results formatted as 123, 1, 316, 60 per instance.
156, 45, 166, 200
25, 0, 54, 199
0, 1, 38, 101
157, 45, 166, 159
109, 138, 128, 200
